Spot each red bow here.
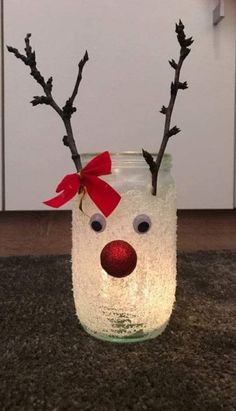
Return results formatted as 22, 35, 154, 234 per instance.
43, 151, 121, 217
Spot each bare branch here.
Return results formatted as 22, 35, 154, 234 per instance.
168, 59, 178, 70
31, 96, 51, 106
63, 135, 69, 147
178, 81, 188, 90
46, 77, 53, 93
142, 149, 156, 174
62, 50, 89, 119
7, 34, 89, 172
160, 105, 167, 115
7, 45, 28, 65
71, 50, 89, 103
24, 33, 33, 57
168, 126, 181, 137
143, 20, 193, 195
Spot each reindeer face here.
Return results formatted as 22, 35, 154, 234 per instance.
72, 184, 177, 339
90, 212, 152, 278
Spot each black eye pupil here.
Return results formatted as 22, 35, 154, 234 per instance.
91, 221, 103, 232
138, 221, 150, 233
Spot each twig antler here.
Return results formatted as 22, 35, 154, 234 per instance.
7, 33, 89, 172
143, 20, 193, 195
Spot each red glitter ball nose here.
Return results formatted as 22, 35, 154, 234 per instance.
100, 240, 137, 278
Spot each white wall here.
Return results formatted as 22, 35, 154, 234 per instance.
235, 14, 236, 208
0, 0, 3, 210
3, 0, 236, 210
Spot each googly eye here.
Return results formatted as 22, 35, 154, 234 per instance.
133, 214, 151, 234
90, 213, 106, 232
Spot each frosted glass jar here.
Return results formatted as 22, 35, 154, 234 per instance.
72, 152, 177, 343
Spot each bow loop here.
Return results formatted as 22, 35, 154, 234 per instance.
82, 151, 111, 177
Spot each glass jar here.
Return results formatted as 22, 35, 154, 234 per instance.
72, 152, 177, 343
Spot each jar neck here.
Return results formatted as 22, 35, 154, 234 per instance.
81, 152, 172, 173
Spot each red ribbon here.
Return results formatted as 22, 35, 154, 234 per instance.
43, 151, 121, 217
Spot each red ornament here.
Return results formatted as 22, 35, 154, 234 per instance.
100, 240, 137, 278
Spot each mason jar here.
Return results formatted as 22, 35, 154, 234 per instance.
72, 152, 177, 343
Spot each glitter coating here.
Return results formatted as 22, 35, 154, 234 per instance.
72, 179, 177, 340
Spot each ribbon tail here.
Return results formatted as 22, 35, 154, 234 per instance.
84, 175, 121, 217
43, 188, 77, 208
43, 173, 80, 208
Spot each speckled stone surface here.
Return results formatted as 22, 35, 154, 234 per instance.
0, 251, 235, 411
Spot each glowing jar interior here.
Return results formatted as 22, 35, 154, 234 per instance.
72, 153, 177, 343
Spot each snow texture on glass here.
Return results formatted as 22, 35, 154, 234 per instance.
72, 178, 176, 342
